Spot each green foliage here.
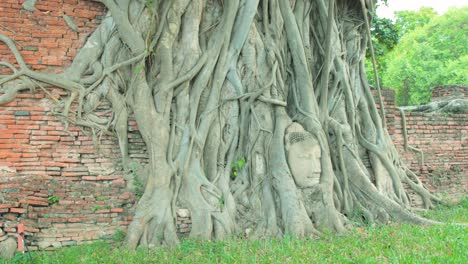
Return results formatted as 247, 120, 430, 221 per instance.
145, 0, 155, 6
366, 11, 399, 87
366, 5, 435, 87
130, 163, 144, 200
218, 196, 225, 209
112, 229, 127, 243
47, 195, 59, 205
394, 7, 438, 35
133, 65, 141, 74
5, 205, 466, 264
427, 165, 462, 186
347, 206, 371, 227
92, 205, 101, 212
366, 7, 437, 88
370, 16, 399, 56
367, 6, 467, 106
421, 196, 468, 223
230, 156, 247, 180
12, 252, 32, 263
382, 7, 468, 105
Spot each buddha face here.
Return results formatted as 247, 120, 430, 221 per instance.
285, 123, 322, 188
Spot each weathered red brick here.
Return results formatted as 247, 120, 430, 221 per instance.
10, 208, 26, 214
20, 199, 48, 207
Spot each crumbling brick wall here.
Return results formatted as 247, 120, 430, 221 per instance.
431, 85, 467, 102
0, 0, 105, 71
0, 0, 138, 251
375, 88, 467, 205
394, 111, 467, 203
0, 0, 196, 250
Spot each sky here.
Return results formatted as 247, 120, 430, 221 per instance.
377, 0, 468, 19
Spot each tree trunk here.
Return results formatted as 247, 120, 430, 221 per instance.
0, 0, 441, 249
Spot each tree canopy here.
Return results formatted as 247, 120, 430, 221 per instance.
395, 7, 438, 36
365, 13, 399, 87
373, 7, 467, 105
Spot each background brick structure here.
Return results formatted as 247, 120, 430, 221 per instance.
1, 0, 466, 251
0, 0, 138, 250
431, 85, 467, 102
0, 0, 105, 71
374, 88, 467, 205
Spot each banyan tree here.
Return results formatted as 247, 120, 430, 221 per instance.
0, 0, 442, 249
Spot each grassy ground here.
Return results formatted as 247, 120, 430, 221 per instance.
4, 198, 467, 264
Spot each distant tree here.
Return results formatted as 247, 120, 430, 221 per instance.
366, 14, 399, 86
394, 7, 438, 35
383, 7, 468, 105
366, 7, 438, 88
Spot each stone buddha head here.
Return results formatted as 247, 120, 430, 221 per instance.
285, 122, 322, 188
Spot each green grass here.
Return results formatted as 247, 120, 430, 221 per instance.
4, 199, 467, 264
420, 196, 468, 223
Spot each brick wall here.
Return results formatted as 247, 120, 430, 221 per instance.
0, 0, 195, 250
375, 88, 397, 136
375, 88, 467, 203
431, 85, 467, 102
0, 0, 105, 71
394, 112, 467, 202
0, 91, 138, 250
0, 0, 139, 250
